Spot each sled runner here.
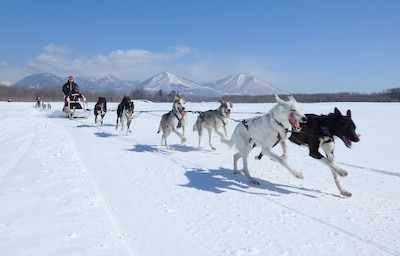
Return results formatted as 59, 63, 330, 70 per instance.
63, 93, 91, 119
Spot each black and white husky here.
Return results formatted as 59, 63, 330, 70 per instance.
193, 100, 233, 150
94, 97, 107, 125
157, 95, 187, 149
223, 95, 307, 185
257, 107, 360, 197
116, 96, 134, 135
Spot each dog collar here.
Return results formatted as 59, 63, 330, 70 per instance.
273, 117, 292, 133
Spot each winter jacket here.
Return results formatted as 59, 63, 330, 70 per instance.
62, 81, 79, 96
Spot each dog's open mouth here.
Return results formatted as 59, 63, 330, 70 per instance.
180, 110, 185, 116
289, 112, 301, 131
225, 110, 231, 118
343, 134, 360, 148
343, 136, 352, 148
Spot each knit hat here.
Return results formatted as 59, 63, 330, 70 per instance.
68, 75, 74, 80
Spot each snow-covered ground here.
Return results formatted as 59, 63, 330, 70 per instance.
0, 100, 399, 256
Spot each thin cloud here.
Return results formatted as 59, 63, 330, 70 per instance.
24, 44, 195, 80
43, 44, 70, 55
0, 60, 9, 67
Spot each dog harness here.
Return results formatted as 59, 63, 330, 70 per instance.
171, 110, 184, 128
273, 118, 292, 133
199, 111, 228, 128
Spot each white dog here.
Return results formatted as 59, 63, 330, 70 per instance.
157, 95, 187, 149
222, 95, 307, 185
193, 100, 233, 150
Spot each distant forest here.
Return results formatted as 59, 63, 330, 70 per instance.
1, 84, 400, 103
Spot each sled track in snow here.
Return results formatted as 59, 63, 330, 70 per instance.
338, 162, 400, 178
253, 192, 400, 256
0, 119, 47, 195
70, 117, 400, 256
64, 119, 136, 256
152, 145, 400, 256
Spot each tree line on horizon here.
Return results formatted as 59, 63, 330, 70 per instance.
1, 84, 399, 103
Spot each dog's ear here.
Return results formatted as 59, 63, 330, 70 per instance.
219, 99, 224, 104
275, 95, 284, 104
275, 95, 288, 106
334, 107, 342, 116
288, 95, 297, 103
347, 109, 352, 118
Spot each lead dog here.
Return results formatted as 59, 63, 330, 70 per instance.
94, 96, 107, 125
257, 107, 360, 197
193, 100, 233, 150
116, 96, 134, 135
157, 95, 187, 149
222, 95, 307, 185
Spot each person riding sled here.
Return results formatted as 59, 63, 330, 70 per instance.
62, 75, 86, 109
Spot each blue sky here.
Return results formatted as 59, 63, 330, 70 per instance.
1, 0, 399, 93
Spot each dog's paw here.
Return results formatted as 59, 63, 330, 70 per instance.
341, 191, 352, 197
337, 169, 348, 177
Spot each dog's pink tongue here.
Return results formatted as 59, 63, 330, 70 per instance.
180, 110, 185, 116
290, 112, 300, 129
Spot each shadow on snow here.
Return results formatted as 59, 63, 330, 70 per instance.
181, 167, 323, 198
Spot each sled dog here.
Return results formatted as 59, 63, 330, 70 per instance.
157, 95, 187, 149
223, 95, 307, 185
116, 96, 134, 135
193, 100, 233, 150
94, 97, 107, 125
256, 107, 360, 197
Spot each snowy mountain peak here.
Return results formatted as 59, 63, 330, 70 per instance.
213, 73, 285, 95
15, 73, 65, 88
140, 72, 203, 91
14, 72, 286, 96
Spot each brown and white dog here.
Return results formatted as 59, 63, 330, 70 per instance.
157, 95, 187, 149
193, 100, 233, 150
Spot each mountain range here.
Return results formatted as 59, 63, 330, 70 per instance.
14, 72, 286, 96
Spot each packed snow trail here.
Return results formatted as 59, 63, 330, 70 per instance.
62, 117, 210, 256
0, 105, 130, 255
0, 101, 399, 256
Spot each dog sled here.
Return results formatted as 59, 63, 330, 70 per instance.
63, 93, 91, 119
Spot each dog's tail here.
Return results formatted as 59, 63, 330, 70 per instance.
157, 122, 162, 134
220, 135, 235, 149
192, 116, 201, 132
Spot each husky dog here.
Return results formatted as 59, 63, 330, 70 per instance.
94, 97, 107, 125
116, 96, 134, 135
193, 100, 233, 150
257, 107, 360, 197
157, 95, 187, 149
222, 95, 307, 185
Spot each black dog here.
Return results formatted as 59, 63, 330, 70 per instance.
257, 107, 360, 197
94, 97, 107, 125
116, 96, 134, 135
